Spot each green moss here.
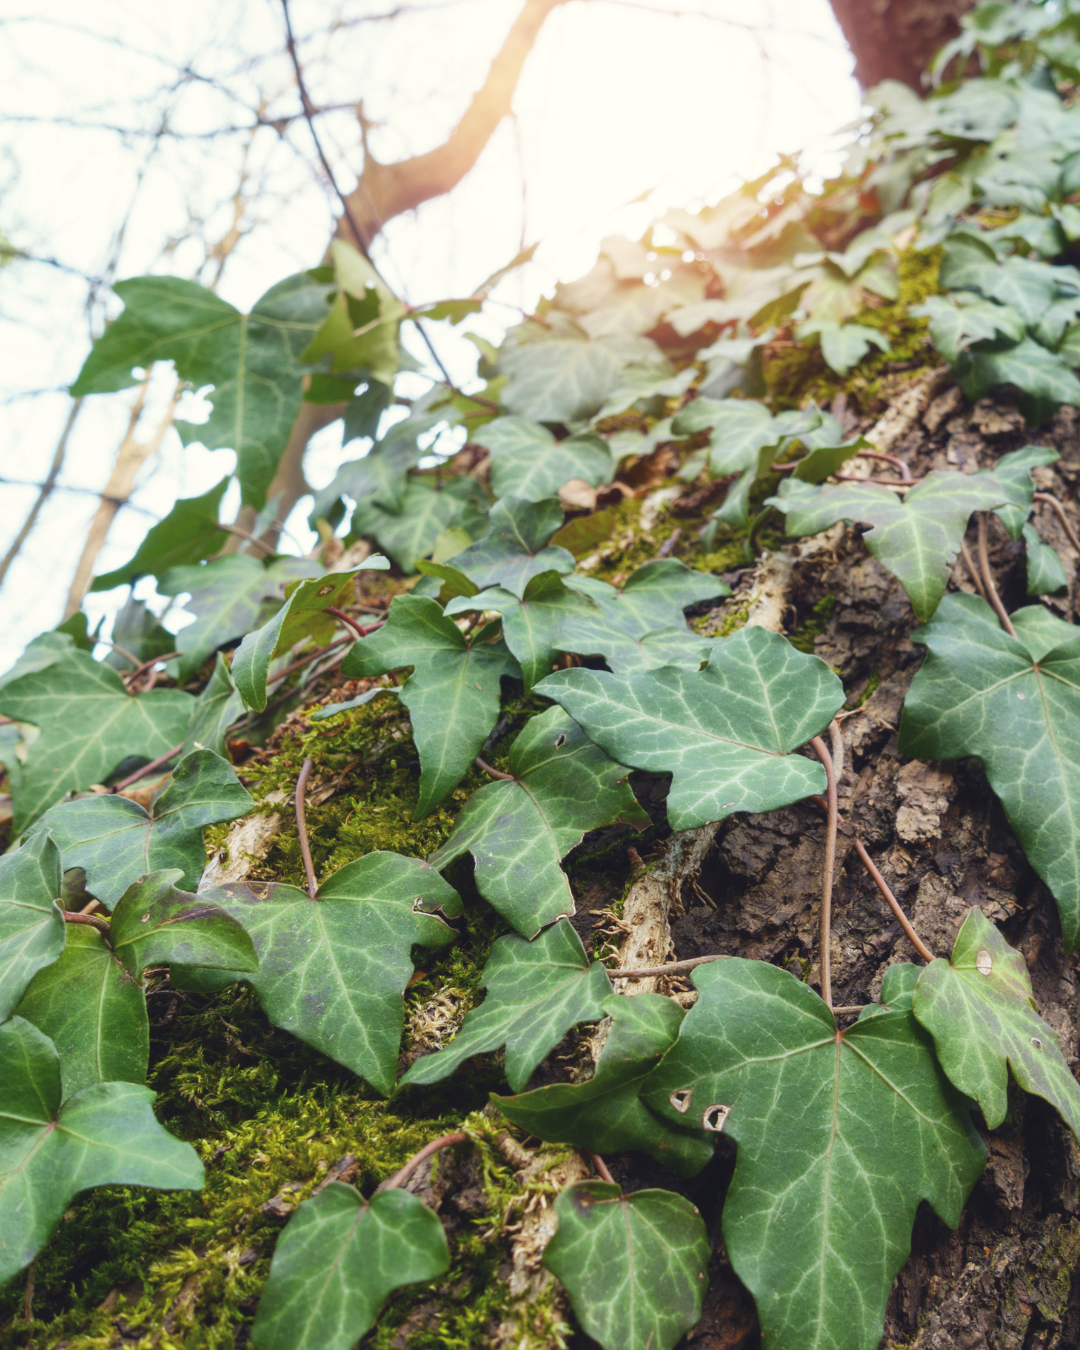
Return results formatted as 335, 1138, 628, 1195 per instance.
789, 594, 837, 653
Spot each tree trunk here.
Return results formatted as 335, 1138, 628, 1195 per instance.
828, 0, 979, 90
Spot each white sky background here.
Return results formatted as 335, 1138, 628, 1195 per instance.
0, 0, 861, 673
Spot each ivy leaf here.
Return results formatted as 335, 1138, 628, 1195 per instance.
90, 477, 231, 591
672, 396, 776, 474
181, 654, 244, 757
16, 871, 254, 1097
70, 273, 330, 506
1022, 522, 1069, 594
0, 652, 193, 832
795, 319, 890, 375
104, 595, 174, 671
250, 1184, 449, 1350
174, 855, 462, 1094
642, 959, 985, 1350
160, 554, 322, 681
397, 919, 610, 1093
25, 750, 252, 905
561, 623, 719, 676
0, 832, 64, 1021
446, 571, 601, 691
568, 559, 729, 635
898, 595, 1080, 951
309, 411, 446, 520
497, 322, 659, 423
350, 479, 478, 574
955, 335, 1080, 409
542, 1182, 710, 1350
911, 295, 1025, 362
341, 595, 519, 817
912, 907, 1080, 1137
471, 418, 614, 502
448, 496, 573, 596
233, 560, 390, 713
0, 1015, 204, 1286
991, 445, 1060, 537
495, 992, 714, 1176
537, 627, 844, 830
429, 707, 648, 936
769, 471, 1008, 620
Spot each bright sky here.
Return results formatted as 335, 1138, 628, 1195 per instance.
0, 0, 861, 672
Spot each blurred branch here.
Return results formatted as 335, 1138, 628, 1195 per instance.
0, 400, 82, 591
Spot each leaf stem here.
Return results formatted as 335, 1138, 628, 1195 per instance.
63, 911, 110, 936
862, 449, 913, 481
379, 1131, 468, 1192
110, 743, 183, 792
959, 538, 990, 603
326, 606, 369, 641
475, 755, 514, 781
977, 512, 1017, 639
746, 505, 775, 558
809, 733, 838, 1010
1033, 491, 1080, 557
851, 837, 936, 963
591, 1153, 615, 1185
295, 758, 318, 899
612, 954, 727, 980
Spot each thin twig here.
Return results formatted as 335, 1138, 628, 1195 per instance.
746, 505, 775, 557
612, 954, 727, 980
63, 911, 111, 936
123, 652, 182, 688
79, 898, 103, 916
591, 1153, 616, 1185
851, 838, 936, 963
1034, 492, 1080, 557
810, 734, 838, 1009
98, 639, 142, 669
110, 743, 183, 792
295, 758, 318, 899
267, 636, 352, 687
977, 512, 1017, 638
0, 399, 81, 591
23, 1259, 34, 1326
832, 1005, 865, 1016
833, 475, 916, 489
326, 606, 368, 641
379, 1131, 468, 1192
218, 523, 276, 556
475, 755, 514, 781
959, 538, 990, 603
860, 449, 913, 481
828, 717, 845, 790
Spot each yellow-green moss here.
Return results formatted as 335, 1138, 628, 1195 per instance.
789, 594, 837, 653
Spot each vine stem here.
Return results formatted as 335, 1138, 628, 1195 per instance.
591, 1153, 615, 1185
1033, 491, 1080, 556
613, 954, 727, 980
959, 538, 990, 603
63, 911, 110, 936
326, 606, 369, 641
475, 755, 514, 781
110, 743, 183, 793
379, 1131, 468, 1192
123, 652, 181, 688
295, 758, 318, 899
851, 837, 936, 963
977, 511, 1017, 639
809, 733, 838, 1010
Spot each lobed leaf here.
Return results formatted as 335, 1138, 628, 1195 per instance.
471, 417, 614, 502
0, 833, 64, 1021
91, 477, 231, 591
447, 495, 573, 597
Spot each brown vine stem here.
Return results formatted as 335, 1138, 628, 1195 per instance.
326, 606, 368, 641
110, 743, 183, 793
809, 734, 838, 1010
591, 1153, 616, 1185
63, 911, 111, 937
1033, 491, 1080, 556
475, 755, 514, 781
379, 1131, 468, 1192
959, 538, 990, 603
295, 758, 318, 899
977, 511, 1018, 639
613, 954, 727, 980
266, 636, 351, 687
851, 837, 936, 963
861, 449, 913, 481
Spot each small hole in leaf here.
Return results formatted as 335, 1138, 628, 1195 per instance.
976, 948, 992, 976
554, 734, 566, 748
703, 1104, 731, 1133
1031, 1037, 1043, 1050
670, 1089, 692, 1114
317, 585, 335, 596
140, 913, 150, 924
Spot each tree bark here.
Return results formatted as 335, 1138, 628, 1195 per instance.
828, 0, 979, 90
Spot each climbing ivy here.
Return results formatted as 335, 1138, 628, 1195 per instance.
4, 3, 1080, 1348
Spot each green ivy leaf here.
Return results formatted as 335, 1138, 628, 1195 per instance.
16, 871, 254, 1097
0, 1016, 204, 1286
537, 627, 843, 830
233, 561, 390, 712
495, 992, 713, 1176
912, 907, 1080, 1137
543, 1182, 710, 1350
672, 395, 776, 468
174, 855, 462, 1094
1022, 522, 1069, 594
429, 707, 648, 936
497, 322, 659, 423
341, 595, 519, 817
769, 470, 1008, 620
0, 652, 193, 832
795, 319, 890, 375
309, 410, 446, 521
471, 418, 614, 502
181, 654, 245, 758
992, 445, 1060, 537
251, 1185, 449, 1350
955, 335, 1080, 409
911, 295, 1026, 363
0, 832, 64, 1021
447, 496, 573, 596
70, 273, 330, 506
568, 559, 729, 634
104, 595, 175, 671
90, 478, 231, 591
642, 959, 985, 1350
898, 595, 1080, 951
26, 750, 252, 905
350, 479, 479, 574
160, 554, 323, 681
397, 919, 610, 1093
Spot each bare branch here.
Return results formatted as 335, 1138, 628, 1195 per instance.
0, 399, 82, 590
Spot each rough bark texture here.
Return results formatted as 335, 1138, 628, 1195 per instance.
827, 0, 979, 90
